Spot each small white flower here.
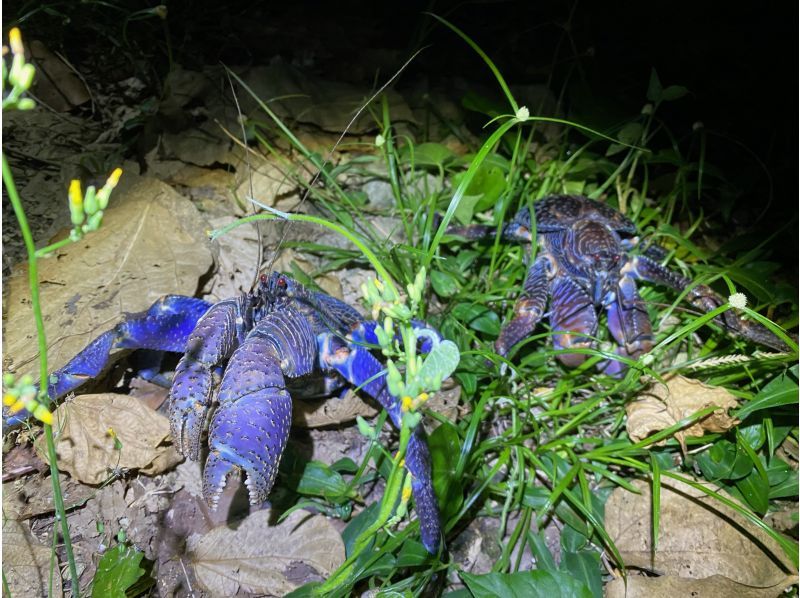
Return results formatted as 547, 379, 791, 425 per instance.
728, 292, 747, 309
516, 106, 530, 122
375, 134, 385, 148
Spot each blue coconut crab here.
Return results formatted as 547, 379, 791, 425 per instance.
6, 272, 443, 553
448, 194, 789, 374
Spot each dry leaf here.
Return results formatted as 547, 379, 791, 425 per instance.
3, 473, 96, 520
33, 393, 182, 484
3, 518, 64, 597
627, 375, 739, 450
605, 573, 799, 598
605, 478, 797, 587
236, 63, 416, 134
29, 39, 90, 111
293, 389, 379, 428
189, 508, 345, 595
4, 175, 214, 380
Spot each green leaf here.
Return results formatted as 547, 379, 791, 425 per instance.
695, 439, 754, 481
528, 531, 558, 573
330, 457, 359, 473
737, 366, 799, 420
461, 569, 592, 598
452, 303, 501, 336
559, 549, 602, 598
431, 269, 461, 298
766, 457, 793, 487
91, 544, 148, 598
418, 340, 461, 390
460, 91, 506, 117
768, 470, 799, 499
661, 85, 689, 101
296, 461, 352, 501
737, 421, 766, 451
429, 420, 464, 520
401, 142, 455, 169
456, 371, 477, 396
617, 122, 643, 146
341, 502, 381, 557
395, 539, 430, 567
647, 69, 663, 103
734, 468, 769, 514
560, 525, 589, 552
451, 163, 506, 224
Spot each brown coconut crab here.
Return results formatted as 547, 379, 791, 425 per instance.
447, 194, 790, 374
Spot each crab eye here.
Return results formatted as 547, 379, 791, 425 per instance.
259, 273, 267, 283
277, 276, 287, 288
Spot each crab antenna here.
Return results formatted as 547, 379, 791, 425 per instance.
258, 48, 426, 282
224, 64, 263, 293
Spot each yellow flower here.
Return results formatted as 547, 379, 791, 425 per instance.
106, 168, 123, 188
401, 396, 413, 412
401, 484, 412, 502
9, 28, 23, 56
69, 180, 83, 209
33, 405, 53, 426
8, 398, 27, 414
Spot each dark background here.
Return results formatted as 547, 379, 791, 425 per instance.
7, 0, 798, 255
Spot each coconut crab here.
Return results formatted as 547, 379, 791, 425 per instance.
448, 194, 790, 374
5, 272, 444, 553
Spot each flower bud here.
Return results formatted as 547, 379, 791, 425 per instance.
83, 186, 98, 215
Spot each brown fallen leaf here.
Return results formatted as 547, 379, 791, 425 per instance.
234, 63, 416, 134
188, 508, 346, 596
627, 374, 739, 450
605, 478, 797, 587
293, 389, 379, 428
4, 174, 214, 381
33, 393, 182, 485
3, 518, 64, 598
604, 573, 799, 598
3, 473, 96, 520
29, 39, 90, 112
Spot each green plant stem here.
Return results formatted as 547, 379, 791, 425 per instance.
35, 236, 73, 258
3, 155, 80, 595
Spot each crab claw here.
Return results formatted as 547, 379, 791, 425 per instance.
169, 357, 215, 459
202, 388, 293, 509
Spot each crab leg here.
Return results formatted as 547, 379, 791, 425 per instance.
628, 255, 789, 352
495, 255, 551, 357
4, 295, 211, 428
320, 323, 443, 554
548, 276, 598, 367
601, 274, 653, 376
